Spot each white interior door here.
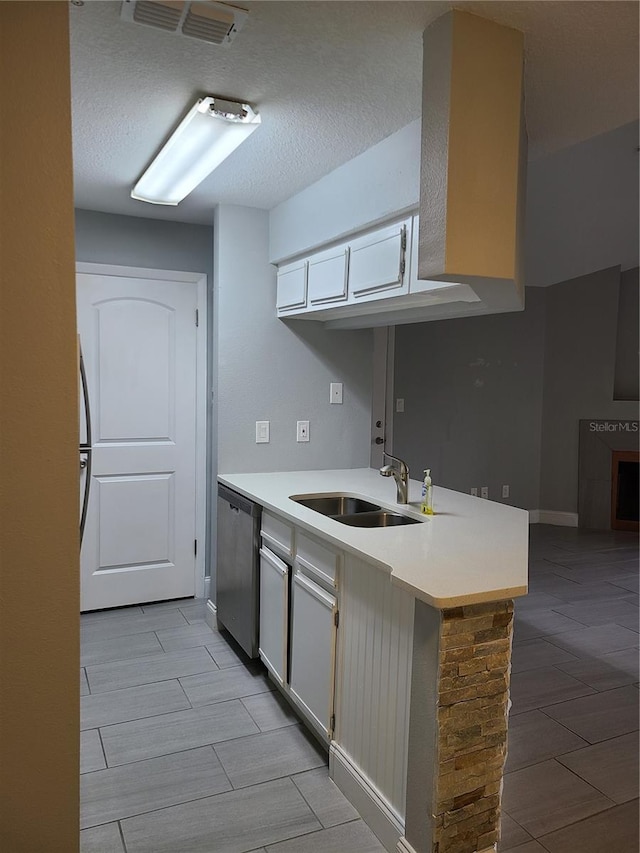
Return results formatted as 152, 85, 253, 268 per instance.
77, 270, 200, 611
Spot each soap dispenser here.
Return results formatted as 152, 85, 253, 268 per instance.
421, 469, 433, 515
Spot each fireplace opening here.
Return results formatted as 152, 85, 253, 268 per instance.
611, 450, 639, 532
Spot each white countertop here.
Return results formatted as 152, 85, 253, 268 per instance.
218, 468, 528, 609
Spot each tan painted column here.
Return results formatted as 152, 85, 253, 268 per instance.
0, 3, 79, 851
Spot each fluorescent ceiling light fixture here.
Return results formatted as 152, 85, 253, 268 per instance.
132, 96, 260, 205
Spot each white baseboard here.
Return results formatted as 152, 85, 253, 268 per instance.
529, 510, 578, 527
330, 743, 403, 853
205, 598, 218, 631
203, 576, 211, 602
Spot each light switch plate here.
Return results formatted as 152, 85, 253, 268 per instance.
297, 420, 310, 442
330, 382, 343, 404
255, 420, 270, 443
396, 398, 405, 413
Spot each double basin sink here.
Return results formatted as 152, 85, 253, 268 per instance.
292, 494, 421, 528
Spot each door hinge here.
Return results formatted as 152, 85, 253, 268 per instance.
195, 309, 199, 327
401, 227, 407, 252
194, 539, 198, 556
330, 713, 336, 733
334, 610, 339, 628
400, 257, 406, 277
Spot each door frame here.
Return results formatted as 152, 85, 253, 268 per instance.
76, 262, 208, 599
369, 325, 395, 468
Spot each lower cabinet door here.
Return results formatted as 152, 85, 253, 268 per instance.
258, 547, 289, 685
290, 571, 337, 738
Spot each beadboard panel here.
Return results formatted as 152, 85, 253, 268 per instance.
336, 556, 414, 819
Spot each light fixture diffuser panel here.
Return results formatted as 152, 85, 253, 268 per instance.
131, 97, 260, 205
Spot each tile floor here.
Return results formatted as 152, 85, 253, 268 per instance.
80, 524, 639, 853
500, 524, 639, 853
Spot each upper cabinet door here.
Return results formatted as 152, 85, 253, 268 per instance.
308, 245, 349, 305
349, 220, 408, 297
276, 260, 308, 312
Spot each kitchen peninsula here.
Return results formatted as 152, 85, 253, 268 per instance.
216, 468, 528, 853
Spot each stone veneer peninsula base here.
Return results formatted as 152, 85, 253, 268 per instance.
400, 599, 514, 853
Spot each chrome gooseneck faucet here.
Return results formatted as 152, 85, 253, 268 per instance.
379, 451, 410, 504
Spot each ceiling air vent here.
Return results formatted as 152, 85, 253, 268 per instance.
120, 1, 248, 45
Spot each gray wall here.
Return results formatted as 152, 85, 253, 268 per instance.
525, 121, 639, 287
75, 209, 214, 284
215, 204, 373, 474
269, 120, 420, 263
269, 119, 639, 292
74, 208, 216, 575
614, 267, 640, 401
393, 267, 640, 515
393, 288, 546, 510
540, 266, 639, 513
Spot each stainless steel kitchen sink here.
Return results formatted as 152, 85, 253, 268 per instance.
336, 510, 421, 527
293, 494, 382, 516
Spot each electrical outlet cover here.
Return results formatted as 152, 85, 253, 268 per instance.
330, 382, 343, 404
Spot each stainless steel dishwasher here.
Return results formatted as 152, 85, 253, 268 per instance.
216, 484, 262, 658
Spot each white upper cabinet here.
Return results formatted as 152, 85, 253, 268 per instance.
274, 213, 480, 327
276, 260, 307, 312
308, 244, 349, 305
349, 219, 409, 298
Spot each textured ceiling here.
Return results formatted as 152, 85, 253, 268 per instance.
70, 0, 639, 225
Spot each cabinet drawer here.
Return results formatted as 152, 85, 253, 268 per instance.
296, 532, 338, 588
261, 511, 293, 558
308, 245, 349, 305
277, 260, 307, 311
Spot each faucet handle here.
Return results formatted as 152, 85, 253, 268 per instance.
382, 451, 409, 476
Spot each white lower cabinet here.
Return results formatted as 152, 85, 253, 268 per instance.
257, 514, 339, 743
258, 546, 289, 686
289, 570, 338, 738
